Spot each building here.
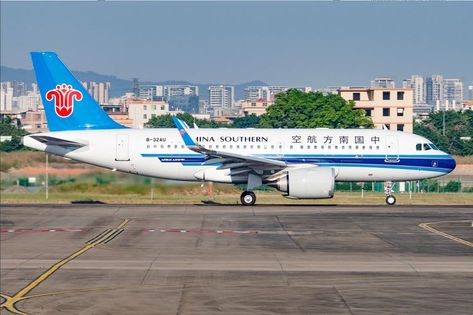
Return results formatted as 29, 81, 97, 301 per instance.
108, 112, 134, 128
468, 85, 473, 100
426, 75, 444, 105
163, 85, 198, 98
16, 91, 42, 112
413, 103, 434, 121
371, 77, 395, 89
240, 99, 274, 116
339, 87, 414, 133
82, 81, 111, 104
0, 82, 14, 112
208, 85, 234, 109
443, 78, 463, 104
18, 110, 48, 133
127, 98, 170, 128
402, 75, 426, 104
168, 95, 199, 113
245, 86, 312, 102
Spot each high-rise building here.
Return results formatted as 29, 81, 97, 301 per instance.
402, 75, 426, 104
244, 86, 310, 102
371, 77, 395, 89
245, 86, 266, 101
0, 82, 14, 112
168, 95, 200, 113
163, 85, 198, 97
469, 85, 473, 100
16, 91, 42, 111
82, 81, 111, 104
443, 78, 463, 104
426, 75, 444, 105
208, 85, 234, 109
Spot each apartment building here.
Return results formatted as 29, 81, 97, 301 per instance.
339, 87, 414, 133
240, 99, 274, 116
127, 99, 169, 128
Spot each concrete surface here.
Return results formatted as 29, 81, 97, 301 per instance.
1, 204, 472, 314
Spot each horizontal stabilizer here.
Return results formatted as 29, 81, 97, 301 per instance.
29, 135, 86, 148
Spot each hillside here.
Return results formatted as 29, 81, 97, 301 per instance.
1, 66, 267, 100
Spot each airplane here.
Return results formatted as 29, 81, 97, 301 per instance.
23, 52, 456, 206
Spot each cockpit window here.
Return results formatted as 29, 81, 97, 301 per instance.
416, 143, 422, 151
423, 143, 431, 151
429, 143, 439, 150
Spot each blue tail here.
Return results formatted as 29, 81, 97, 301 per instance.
31, 52, 125, 131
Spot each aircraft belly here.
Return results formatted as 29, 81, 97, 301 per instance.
335, 166, 445, 182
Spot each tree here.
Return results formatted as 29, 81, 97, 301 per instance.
258, 89, 372, 129
0, 117, 28, 152
230, 114, 261, 128
145, 113, 226, 128
414, 110, 473, 156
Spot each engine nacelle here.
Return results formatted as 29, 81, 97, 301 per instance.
270, 167, 335, 199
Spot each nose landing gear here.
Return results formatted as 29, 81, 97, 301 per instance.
384, 181, 396, 206
385, 195, 396, 205
240, 191, 256, 206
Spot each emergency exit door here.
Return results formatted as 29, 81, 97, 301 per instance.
115, 134, 130, 161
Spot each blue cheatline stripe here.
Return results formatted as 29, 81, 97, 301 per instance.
140, 153, 454, 173
141, 153, 452, 159
316, 163, 451, 173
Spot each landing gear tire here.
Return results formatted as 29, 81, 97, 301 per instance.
385, 195, 396, 206
241, 191, 256, 206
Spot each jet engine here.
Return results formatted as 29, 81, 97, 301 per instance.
268, 167, 335, 199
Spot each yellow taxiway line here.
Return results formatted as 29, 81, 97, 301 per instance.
0, 219, 129, 315
419, 220, 473, 248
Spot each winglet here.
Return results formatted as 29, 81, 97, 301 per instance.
172, 116, 197, 146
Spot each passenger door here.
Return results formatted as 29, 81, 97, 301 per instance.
115, 134, 130, 161
385, 135, 399, 162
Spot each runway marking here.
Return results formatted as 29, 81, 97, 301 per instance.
143, 228, 258, 234
0, 219, 129, 315
0, 228, 82, 233
419, 220, 473, 249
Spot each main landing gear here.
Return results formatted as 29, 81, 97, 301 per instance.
240, 191, 256, 206
384, 181, 396, 206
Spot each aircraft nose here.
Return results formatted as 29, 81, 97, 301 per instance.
444, 155, 456, 173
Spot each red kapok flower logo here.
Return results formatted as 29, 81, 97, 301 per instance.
45, 84, 83, 118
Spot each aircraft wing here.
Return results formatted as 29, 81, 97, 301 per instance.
29, 135, 86, 148
172, 117, 286, 173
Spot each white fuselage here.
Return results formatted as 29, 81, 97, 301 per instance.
23, 128, 456, 183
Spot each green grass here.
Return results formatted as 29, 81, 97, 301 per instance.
2, 191, 472, 205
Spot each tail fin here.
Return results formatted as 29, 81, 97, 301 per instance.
31, 52, 125, 131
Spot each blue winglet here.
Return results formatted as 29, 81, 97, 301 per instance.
172, 116, 197, 146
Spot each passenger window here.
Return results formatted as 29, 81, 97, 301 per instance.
290, 145, 293, 149
300, 145, 304, 149
416, 143, 422, 151
423, 143, 431, 151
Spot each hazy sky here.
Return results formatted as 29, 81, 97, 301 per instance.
1, 1, 472, 87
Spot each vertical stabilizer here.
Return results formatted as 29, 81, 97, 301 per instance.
31, 52, 125, 131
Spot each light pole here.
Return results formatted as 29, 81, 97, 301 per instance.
45, 153, 49, 200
